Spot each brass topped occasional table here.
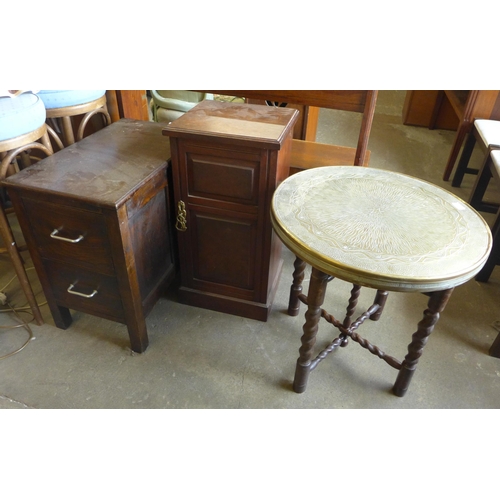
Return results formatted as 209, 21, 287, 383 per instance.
271, 166, 492, 396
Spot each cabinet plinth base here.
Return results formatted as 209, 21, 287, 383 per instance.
177, 287, 271, 322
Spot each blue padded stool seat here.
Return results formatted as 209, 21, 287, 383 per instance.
38, 90, 110, 148
38, 90, 106, 110
0, 93, 46, 143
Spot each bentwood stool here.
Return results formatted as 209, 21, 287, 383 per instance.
271, 166, 492, 397
452, 119, 500, 188
38, 90, 111, 149
0, 93, 53, 325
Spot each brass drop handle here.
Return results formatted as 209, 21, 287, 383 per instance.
175, 200, 187, 232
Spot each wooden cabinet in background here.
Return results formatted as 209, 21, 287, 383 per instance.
403, 90, 459, 130
106, 90, 150, 122
163, 100, 298, 321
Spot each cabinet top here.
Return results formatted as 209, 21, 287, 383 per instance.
2, 119, 170, 207
162, 100, 298, 149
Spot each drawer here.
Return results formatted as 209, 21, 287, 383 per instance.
179, 142, 263, 212
44, 259, 125, 323
22, 199, 115, 274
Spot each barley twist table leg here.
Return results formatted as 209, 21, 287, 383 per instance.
288, 256, 307, 316
342, 285, 361, 346
393, 288, 454, 397
293, 267, 330, 393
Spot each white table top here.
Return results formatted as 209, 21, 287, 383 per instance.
271, 167, 492, 292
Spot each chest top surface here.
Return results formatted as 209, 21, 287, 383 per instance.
162, 100, 298, 149
271, 166, 492, 292
3, 119, 171, 207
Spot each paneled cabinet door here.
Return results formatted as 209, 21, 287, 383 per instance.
164, 99, 298, 321
178, 204, 262, 301
174, 142, 271, 304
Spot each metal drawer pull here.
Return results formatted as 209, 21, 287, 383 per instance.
67, 284, 98, 298
50, 229, 84, 243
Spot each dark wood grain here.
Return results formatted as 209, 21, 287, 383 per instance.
4, 120, 177, 352
393, 288, 454, 396
3, 119, 172, 207
163, 100, 298, 321
196, 90, 378, 170
195, 90, 370, 112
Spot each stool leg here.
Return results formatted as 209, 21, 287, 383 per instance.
76, 108, 111, 141
288, 256, 307, 316
393, 288, 454, 397
39, 131, 54, 154
19, 152, 32, 169
476, 258, 497, 283
469, 152, 493, 209
0, 205, 44, 325
475, 210, 500, 282
45, 122, 65, 151
489, 332, 500, 358
452, 132, 477, 187
61, 116, 76, 146
293, 267, 329, 393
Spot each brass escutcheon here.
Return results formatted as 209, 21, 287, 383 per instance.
175, 200, 187, 231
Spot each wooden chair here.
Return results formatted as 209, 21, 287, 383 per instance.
0, 92, 53, 325
451, 119, 500, 187
194, 91, 378, 175
38, 90, 111, 149
468, 149, 500, 358
151, 90, 213, 123
468, 149, 500, 283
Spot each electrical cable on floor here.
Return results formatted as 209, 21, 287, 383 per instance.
0, 267, 45, 360
0, 299, 34, 360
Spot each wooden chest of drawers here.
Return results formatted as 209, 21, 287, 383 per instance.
163, 100, 298, 321
3, 119, 176, 353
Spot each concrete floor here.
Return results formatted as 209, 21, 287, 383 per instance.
1, 90, 500, 409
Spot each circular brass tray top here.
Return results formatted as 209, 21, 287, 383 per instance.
271, 166, 492, 292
